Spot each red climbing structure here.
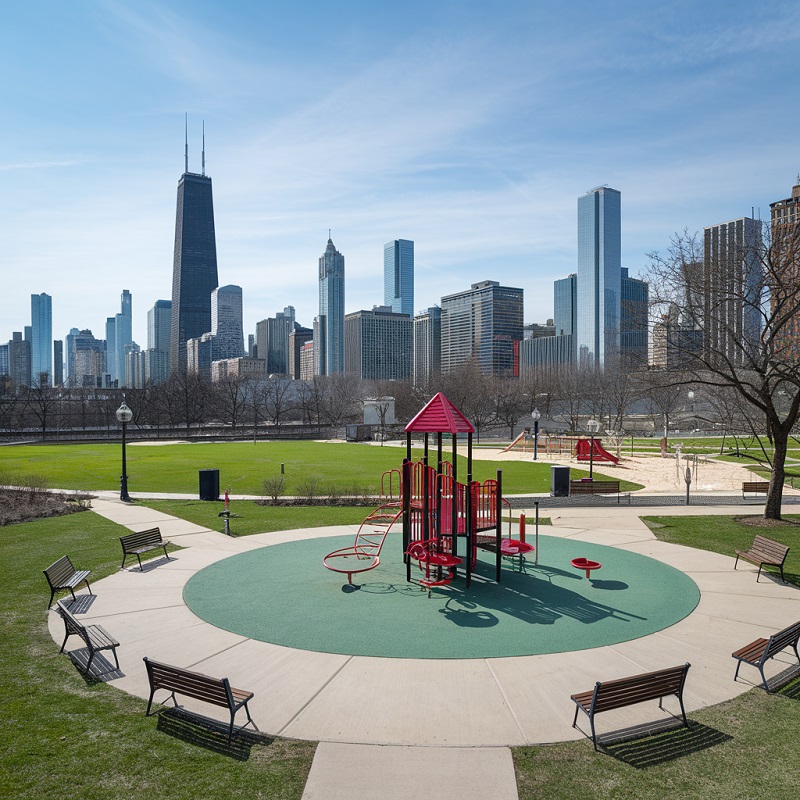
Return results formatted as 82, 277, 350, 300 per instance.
400, 392, 505, 589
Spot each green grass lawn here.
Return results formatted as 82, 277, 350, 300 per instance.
0, 440, 640, 495
642, 514, 800, 588
0, 511, 315, 800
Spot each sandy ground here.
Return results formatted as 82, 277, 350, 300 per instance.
472, 445, 765, 494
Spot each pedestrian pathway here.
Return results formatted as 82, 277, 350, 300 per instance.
47, 496, 800, 800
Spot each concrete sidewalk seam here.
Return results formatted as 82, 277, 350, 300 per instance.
484, 659, 530, 745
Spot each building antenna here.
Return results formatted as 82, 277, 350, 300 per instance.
184, 113, 189, 174
202, 120, 206, 176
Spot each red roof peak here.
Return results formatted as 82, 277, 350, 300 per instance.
404, 392, 475, 434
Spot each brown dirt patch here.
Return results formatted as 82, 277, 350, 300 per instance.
0, 489, 92, 526
733, 515, 800, 528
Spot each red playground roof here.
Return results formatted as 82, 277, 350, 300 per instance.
404, 392, 475, 434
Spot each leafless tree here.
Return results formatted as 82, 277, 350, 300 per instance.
646, 224, 800, 518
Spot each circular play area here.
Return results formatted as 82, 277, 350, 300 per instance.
184, 533, 700, 659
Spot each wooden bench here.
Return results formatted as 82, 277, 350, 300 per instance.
742, 481, 770, 500
734, 534, 790, 583
43, 555, 92, 608
732, 620, 800, 692
570, 663, 691, 750
569, 479, 631, 504
120, 527, 171, 571
55, 600, 119, 674
143, 657, 257, 743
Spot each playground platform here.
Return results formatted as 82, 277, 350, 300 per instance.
47, 496, 800, 799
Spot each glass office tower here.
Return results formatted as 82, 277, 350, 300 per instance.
384, 239, 414, 317
170, 171, 218, 373
576, 186, 621, 367
30, 292, 52, 387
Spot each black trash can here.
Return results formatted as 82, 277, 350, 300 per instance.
551, 465, 570, 497
199, 469, 220, 501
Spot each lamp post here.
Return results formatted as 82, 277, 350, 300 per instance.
531, 408, 541, 461
587, 418, 600, 479
116, 400, 133, 502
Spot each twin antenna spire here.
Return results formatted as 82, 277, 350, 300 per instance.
184, 113, 206, 176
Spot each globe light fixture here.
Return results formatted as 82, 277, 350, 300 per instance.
116, 401, 134, 502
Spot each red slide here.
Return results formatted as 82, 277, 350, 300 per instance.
575, 437, 618, 464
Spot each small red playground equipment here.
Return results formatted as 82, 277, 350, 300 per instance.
322, 505, 402, 585
574, 437, 618, 465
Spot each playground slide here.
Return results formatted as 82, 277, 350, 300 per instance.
575, 437, 619, 464
502, 431, 527, 452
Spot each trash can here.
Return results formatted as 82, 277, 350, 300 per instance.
551, 465, 570, 497
199, 469, 220, 501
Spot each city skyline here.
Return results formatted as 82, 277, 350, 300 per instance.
2, 2, 800, 347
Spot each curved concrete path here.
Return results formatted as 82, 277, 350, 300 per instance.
48, 498, 800, 799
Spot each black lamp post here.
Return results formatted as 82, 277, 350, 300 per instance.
587, 418, 600, 479
531, 408, 541, 460
116, 401, 133, 502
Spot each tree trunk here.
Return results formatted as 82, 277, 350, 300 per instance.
765, 427, 788, 520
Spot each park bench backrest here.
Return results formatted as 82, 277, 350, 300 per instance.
120, 528, 162, 551
144, 657, 234, 709
750, 535, 790, 564
56, 601, 90, 647
590, 664, 689, 714
44, 556, 76, 588
765, 621, 800, 659
570, 480, 620, 492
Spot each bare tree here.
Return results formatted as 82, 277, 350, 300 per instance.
646, 225, 800, 519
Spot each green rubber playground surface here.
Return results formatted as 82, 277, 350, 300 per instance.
184, 534, 700, 659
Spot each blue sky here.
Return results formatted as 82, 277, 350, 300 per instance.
2, 0, 799, 348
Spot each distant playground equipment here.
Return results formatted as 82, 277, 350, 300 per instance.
504, 431, 582, 457
574, 436, 619, 465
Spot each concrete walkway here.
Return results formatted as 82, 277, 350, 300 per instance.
47, 497, 800, 800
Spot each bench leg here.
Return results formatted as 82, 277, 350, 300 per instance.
137, 553, 144, 571
734, 554, 739, 571
733, 659, 742, 683
756, 564, 763, 582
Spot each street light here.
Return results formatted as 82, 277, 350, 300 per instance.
531, 408, 541, 461
587, 418, 600, 479
116, 400, 133, 502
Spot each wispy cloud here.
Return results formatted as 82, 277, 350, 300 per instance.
0, 160, 79, 171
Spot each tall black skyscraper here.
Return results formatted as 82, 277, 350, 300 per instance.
170, 120, 218, 373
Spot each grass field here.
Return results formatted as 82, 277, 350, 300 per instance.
0, 440, 640, 495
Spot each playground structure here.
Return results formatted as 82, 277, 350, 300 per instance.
574, 437, 619, 464
324, 392, 533, 590
504, 432, 601, 458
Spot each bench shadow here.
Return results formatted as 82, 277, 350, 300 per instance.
777, 671, 800, 699
590, 579, 629, 590
599, 720, 732, 767
154, 707, 266, 760
124, 555, 174, 574
67, 650, 124, 684
61, 594, 96, 614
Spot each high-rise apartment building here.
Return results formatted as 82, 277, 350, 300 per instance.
8, 332, 31, 391
344, 307, 413, 381
256, 307, 296, 375
620, 268, 649, 366
211, 285, 244, 361
30, 293, 52, 387
384, 239, 414, 317
316, 236, 345, 375
288, 326, 313, 380
66, 328, 106, 387
170, 130, 219, 374
770, 176, 800, 361
413, 306, 441, 387
145, 299, 172, 384
105, 317, 116, 385
53, 341, 63, 386
440, 280, 523, 376
577, 186, 621, 367
702, 217, 762, 366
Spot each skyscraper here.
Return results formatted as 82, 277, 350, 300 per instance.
702, 217, 763, 366
210, 285, 244, 361
413, 306, 441, 387
384, 239, 414, 317
316, 236, 345, 375
344, 306, 413, 380
170, 124, 219, 373
440, 280, 523, 376
146, 299, 172, 385
770, 176, 800, 361
620, 268, 649, 366
30, 292, 52, 387
577, 186, 621, 367
114, 289, 132, 386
